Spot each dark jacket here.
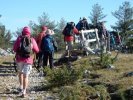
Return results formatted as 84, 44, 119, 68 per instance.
76, 20, 90, 31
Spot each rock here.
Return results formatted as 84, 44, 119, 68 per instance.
107, 64, 115, 69
83, 70, 91, 78
47, 96, 54, 100
77, 56, 82, 59
124, 71, 133, 77
87, 92, 100, 100
31, 91, 36, 94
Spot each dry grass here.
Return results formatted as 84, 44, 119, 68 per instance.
0, 53, 132, 98
89, 53, 133, 91
72, 52, 133, 93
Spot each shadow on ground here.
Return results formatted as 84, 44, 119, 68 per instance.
0, 63, 16, 76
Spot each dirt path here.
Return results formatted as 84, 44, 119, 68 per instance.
0, 64, 56, 100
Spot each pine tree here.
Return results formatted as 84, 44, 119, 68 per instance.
112, 1, 133, 37
89, 3, 107, 26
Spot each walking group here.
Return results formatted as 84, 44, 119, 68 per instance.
12, 17, 119, 98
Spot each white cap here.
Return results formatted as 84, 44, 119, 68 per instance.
46, 29, 55, 35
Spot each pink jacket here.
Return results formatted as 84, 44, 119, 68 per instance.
36, 31, 46, 51
13, 36, 39, 64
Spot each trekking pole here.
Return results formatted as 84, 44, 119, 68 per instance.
13, 54, 17, 72
33, 53, 38, 70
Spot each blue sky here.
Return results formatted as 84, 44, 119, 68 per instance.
0, 0, 133, 32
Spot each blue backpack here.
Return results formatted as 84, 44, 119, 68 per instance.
41, 35, 54, 52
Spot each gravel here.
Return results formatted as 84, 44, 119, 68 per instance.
0, 67, 57, 100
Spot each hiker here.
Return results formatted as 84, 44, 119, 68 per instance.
110, 32, 116, 50
76, 17, 82, 31
36, 26, 47, 70
62, 22, 79, 57
115, 32, 121, 46
96, 22, 108, 53
96, 22, 106, 40
76, 17, 90, 31
106, 30, 111, 52
41, 29, 58, 69
13, 26, 39, 98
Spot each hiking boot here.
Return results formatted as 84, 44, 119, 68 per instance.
17, 88, 23, 95
43, 71, 47, 76
21, 94, 28, 98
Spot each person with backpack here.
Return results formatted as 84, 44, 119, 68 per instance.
110, 32, 116, 50
36, 26, 47, 70
41, 29, 57, 69
13, 26, 39, 98
62, 22, 79, 57
76, 17, 90, 31
95, 22, 109, 52
76, 17, 82, 31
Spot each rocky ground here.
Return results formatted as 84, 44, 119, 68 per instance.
0, 52, 133, 100
0, 65, 58, 100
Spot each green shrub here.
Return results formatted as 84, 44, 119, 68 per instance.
90, 50, 117, 69
99, 53, 115, 68
80, 84, 96, 96
45, 66, 83, 87
59, 86, 81, 100
94, 85, 111, 100
59, 84, 97, 100
58, 84, 111, 100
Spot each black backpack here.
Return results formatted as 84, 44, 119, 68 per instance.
80, 20, 90, 30
63, 22, 75, 36
18, 36, 32, 58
